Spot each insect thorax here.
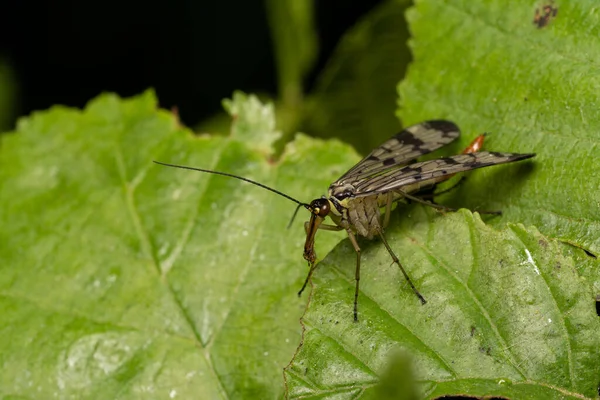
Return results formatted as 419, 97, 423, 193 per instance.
328, 182, 355, 200
327, 183, 385, 240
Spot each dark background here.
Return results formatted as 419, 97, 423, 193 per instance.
0, 0, 383, 129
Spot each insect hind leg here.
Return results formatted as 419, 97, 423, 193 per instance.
383, 192, 394, 229
346, 230, 362, 322
377, 231, 427, 305
419, 176, 466, 200
400, 191, 501, 216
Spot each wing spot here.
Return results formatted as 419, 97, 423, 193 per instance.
398, 135, 425, 147
425, 120, 460, 136
443, 157, 461, 165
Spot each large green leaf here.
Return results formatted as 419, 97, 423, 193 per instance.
3, 2, 600, 398
0, 91, 356, 398
284, 208, 600, 398
398, 0, 600, 256
285, 0, 600, 398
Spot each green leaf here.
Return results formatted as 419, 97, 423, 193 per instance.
398, 0, 600, 256
285, 1, 600, 398
222, 91, 282, 156
0, 91, 358, 398
302, 0, 413, 154
284, 208, 600, 398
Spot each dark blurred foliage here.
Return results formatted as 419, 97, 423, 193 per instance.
0, 0, 383, 129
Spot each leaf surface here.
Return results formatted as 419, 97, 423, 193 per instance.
285, 0, 600, 398
398, 0, 600, 256
285, 208, 600, 399
0, 91, 357, 399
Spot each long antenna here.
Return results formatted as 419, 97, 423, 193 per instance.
286, 203, 305, 229
153, 160, 310, 208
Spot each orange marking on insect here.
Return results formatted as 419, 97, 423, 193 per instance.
440, 134, 486, 182
462, 134, 486, 154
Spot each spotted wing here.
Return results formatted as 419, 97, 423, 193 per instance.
337, 120, 460, 184
352, 151, 536, 196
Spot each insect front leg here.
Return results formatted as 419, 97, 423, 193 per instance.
298, 262, 319, 297
345, 229, 362, 322
377, 231, 427, 305
304, 221, 344, 234
299, 221, 343, 297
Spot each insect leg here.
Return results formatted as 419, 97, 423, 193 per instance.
298, 262, 319, 297
377, 232, 427, 305
383, 192, 394, 229
400, 191, 460, 212
430, 176, 466, 197
304, 221, 343, 234
400, 191, 501, 215
299, 222, 343, 296
346, 229, 362, 322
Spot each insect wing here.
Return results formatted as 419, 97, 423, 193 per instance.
337, 120, 460, 184
352, 151, 535, 195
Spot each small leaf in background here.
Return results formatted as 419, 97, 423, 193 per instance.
285, 208, 600, 398
222, 90, 281, 155
0, 91, 357, 398
303, 0, 413, 154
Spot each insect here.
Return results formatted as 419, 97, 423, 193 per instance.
154, 120, 535, 321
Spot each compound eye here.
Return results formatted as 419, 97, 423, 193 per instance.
334, 189, 353, 201
316, 199, 330, 217
319, 204, 329, 218
309, 198, 330, 218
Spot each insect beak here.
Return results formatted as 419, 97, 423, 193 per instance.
303, 212, 323, 265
